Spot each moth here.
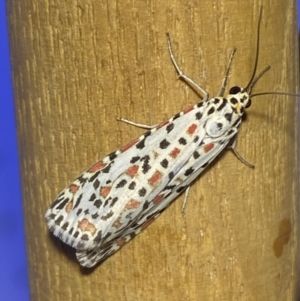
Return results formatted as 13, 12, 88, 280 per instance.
45, 9, 296, 268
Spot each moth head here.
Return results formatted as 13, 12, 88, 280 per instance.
228, 86, 251, 116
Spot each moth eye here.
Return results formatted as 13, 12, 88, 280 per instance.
245, 99, 252, 108
229, 86, 241, 94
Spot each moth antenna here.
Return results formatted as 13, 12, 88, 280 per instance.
248, 65, 271, 95
251, 91, 300, 98
245, 7, 263, 93
244, 7, 299, 98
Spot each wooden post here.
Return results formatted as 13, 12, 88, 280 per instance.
7, 0, 299, 300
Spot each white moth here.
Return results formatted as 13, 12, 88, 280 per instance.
46, 8, 297, 268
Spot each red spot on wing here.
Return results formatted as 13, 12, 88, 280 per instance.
78, 218, 96, 235
125, 199, 141, 209
169, 147, 180, 158
204, 143, 214, 153
100, 186, 111, 198
120, 138, 139, 152
153, 193, 164, 204
187, 123, 197, 135
113, 219, 123, 228
126, 165, 139, 177
69, 184, 79, 194
156, 120, 169, 129
117, 237, 126, 246
148, 170, 163, 186
66, 201, 73, 213
183, 106, 193, 114
86, 223, 96, 235
88, 161, 106, 173
142, 218, 155, 229
78, 218, 88, 229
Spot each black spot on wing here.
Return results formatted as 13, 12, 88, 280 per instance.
62, 222, 69, 230
81, 234, 89, 241
144, 131, 151, 138
77, 175, 87, 185
184, 167, 194, 176
93, 230, 102, 244
92, 212, 99, 219
110, 197, 118, 207
160, 158, 169, 168
116, 179, 127, 188
47, 213, 56, 222
88, 193, 97, 203
94, 199, 103, 208
103, 232, 112, 241
208, 107, 215, 115
102, 164, 111, 173
54, 198, 69, 210
101, 210, 114, 221
73, 194, 83, 210
166, 123, 174, 133
169, 172, 175, 180
201, 162, 209, 168
160, 139, 170, 149
176, 185, 187, 193
173, 112, 181, 120
109, 152, 117, 161
55, 215, 64, 225
93, 179, 100, 189
193, 151, 200, 159
141, 155, 151, 174
142, 201, 150, 210
138, 188, 147, 197
193, 136, 199, 143
130, 156, 140, 163
136, 139, 145, 149
178, 137, 187, 145
195, 112, 203, 120
128, 181, 136, 190
166, 184, 176, 190
104, 197, 111, 207
89, 170, 101, 182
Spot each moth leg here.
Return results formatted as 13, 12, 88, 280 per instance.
166, 33, 209, 102
229, 137, 254, 168
181, 186, 191, 215
117, 118, 158, 129
217, 48, 237, 97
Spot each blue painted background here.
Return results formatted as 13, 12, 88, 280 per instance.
0, 0, 30, 300
0, 1, 298, 300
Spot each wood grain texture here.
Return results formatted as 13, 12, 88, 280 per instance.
7, 0, 299, 300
